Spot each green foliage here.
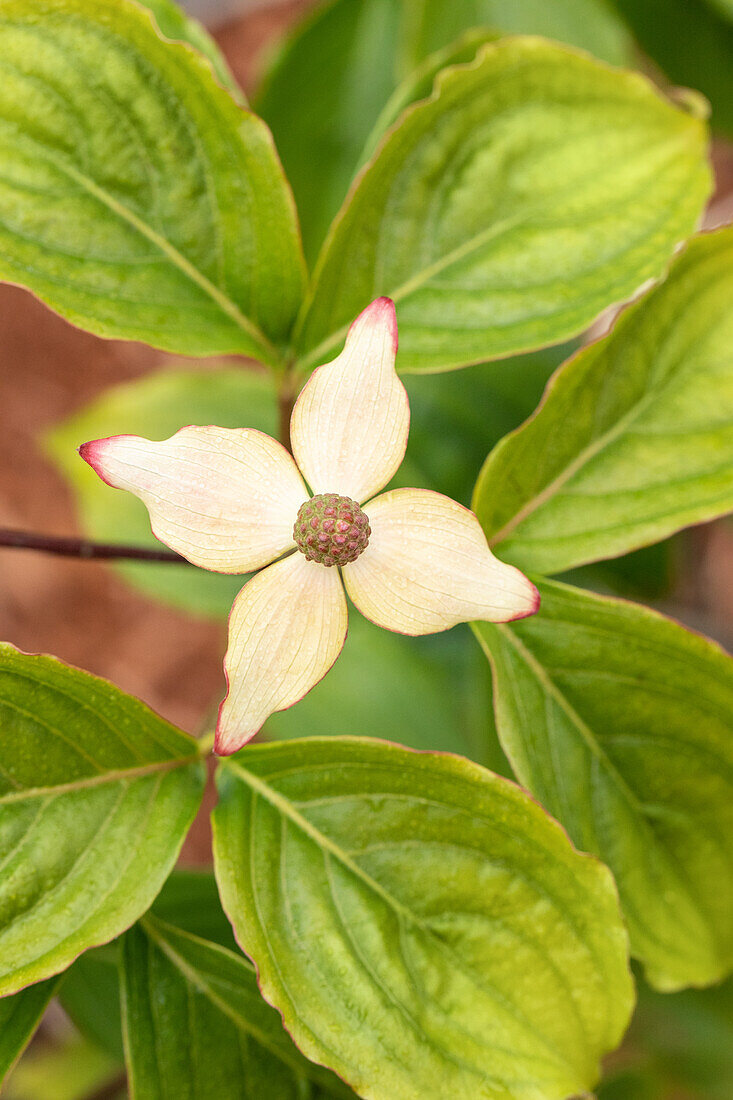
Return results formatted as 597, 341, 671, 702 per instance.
398, 344, 570, 504
121, 917, 352, 1099
212, 738, 633, 1100
294, 39, 710, 374
139, 0, 244, 101
256, 0, 402, 268
474, 228, 733, 575
474, 579, 733, 991
266, 614, 498, 765
1, 1, 730, 1094
599, 972, 733, 1099
0, 977, 60, 1086
0, 644, 204, 995
611, 0, 733, 138
150, 868, 239, 951
404, 0, 633, 67
705, 0, 733, 18
358, 29, 499, 169
46, 366, 277, 617
0, 0, 304, 362
257, 0, 632, 264
60, 869, 239, 1062
59, 944, 125, 1061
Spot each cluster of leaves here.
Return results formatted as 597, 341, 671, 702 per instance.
0, 1, 732, 1098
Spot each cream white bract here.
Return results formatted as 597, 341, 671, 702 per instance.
80, 299, 538, 754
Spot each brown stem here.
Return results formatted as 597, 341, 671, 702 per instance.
0, 528, 187, 563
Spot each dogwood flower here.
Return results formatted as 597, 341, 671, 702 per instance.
80, 298, 538, 754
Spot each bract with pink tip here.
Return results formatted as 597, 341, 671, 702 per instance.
80, 298, 538, 753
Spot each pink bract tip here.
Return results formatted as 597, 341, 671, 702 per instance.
78, 438, 105, 474
78, 436, 126, 488
511, 581, 541, 622
351, 297, 398, 354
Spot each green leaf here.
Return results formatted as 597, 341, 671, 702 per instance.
0, 643, 204, 995
266, 614, 497, 766
357, 28, 500, 172
0, 977, 60, 1086
45, 365, 277, 618
704, 0, 733, 20
257, 0, 632, 266
121, 916, 354, 1099
140, 0, 244, 102
473, 228, 733, 575
599, 971, 733, 1099
255, 0, 403, 268
0, 0, 304, 362
398, 344, 570, 504
473, 579, 733, 991
213, 738, 634, 1100
150, 868, 239, 951
60, 869, 239, 1061
294, 38, 710, 374
402, 0, 633, 70
562, 539, 677, 603
59, 944, 125, 1061
611, 0, 733, 138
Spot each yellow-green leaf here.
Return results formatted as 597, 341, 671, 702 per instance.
474, 228, 733, 575
0, 0, 304, 362
474, 579, 733, 991
0, 644, 204, 996
295, 38, 710, 374
213, 738, 633, 1100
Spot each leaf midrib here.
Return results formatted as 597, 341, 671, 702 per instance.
227, 760, 419, 924
0, 755, 200, 805
485, 377, 666, 549
295, 213, 524, 371
294, 89, 700, 374
0, 109, 277, 363
140, 917, 328, 1085
224, 758, 580, 1076
491, 624, 644, 811
487, 621, 718, 951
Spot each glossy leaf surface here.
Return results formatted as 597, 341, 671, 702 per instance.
121, 917, 353, 1099
475, 228, 733, 574
474, 579, 733, 990
213, 738, 633, 1100
0, 644, 204, 995
0, 0, 304, 361
295, 39, 710, 374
